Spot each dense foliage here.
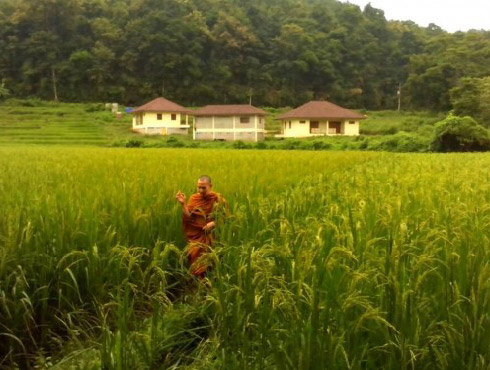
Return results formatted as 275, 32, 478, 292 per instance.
430, 114, 490, 152
450, 76, 490, 127
0, 0, 489, 109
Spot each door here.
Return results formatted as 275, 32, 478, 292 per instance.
310, 121, 319, 134
329, 121, 341, 134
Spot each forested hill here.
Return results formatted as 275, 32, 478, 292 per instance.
0, 0, 489, 110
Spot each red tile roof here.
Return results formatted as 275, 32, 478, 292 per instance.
278, 101, 365, 120
132, 97, 190, 113
193, 104, 267, 116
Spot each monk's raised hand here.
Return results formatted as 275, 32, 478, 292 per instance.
175, 190, 186, 205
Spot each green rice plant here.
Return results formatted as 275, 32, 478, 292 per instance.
0, 148, 489, 369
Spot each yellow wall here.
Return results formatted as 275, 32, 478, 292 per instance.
343, 120, 360, 135
132, 112, 190, 129
281, 119, 360, 137
282, 119, 313, 137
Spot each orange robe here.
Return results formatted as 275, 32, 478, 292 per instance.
182, 191, 223, 278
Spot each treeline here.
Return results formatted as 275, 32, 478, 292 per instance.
0, 0, 489, 110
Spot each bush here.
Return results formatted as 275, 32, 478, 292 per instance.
110, 140, 127, 147
166, 136, 185, 147
309, 140, 333, 150
369, 132, 429, 152
85, 103, 105, 112
17, 98, 44, 107
233, 140, 251, 149
96, 112, 114, 122
430, 114, 490, 152
298, 141, 315, 150
283, 139, 301, 150
125, 139, 143, 148
359, 138, 369, 150
256, 141, 268, 149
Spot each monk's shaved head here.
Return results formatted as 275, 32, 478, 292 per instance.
198, 175, 212, 184
197, 175, 212, 197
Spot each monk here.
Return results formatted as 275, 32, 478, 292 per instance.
175, 175, 227, 279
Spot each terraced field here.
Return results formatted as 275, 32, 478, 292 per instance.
0, 102, 133, 145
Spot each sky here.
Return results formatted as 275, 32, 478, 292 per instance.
340, 0, 490, 32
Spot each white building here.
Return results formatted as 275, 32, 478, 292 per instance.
131, 97, 191, 135
277, 101, 365, 138
193, 105, 267, 142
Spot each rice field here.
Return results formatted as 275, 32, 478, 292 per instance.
0, 147, 489, 369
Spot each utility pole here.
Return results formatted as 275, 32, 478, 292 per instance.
248, 88, 253, 105
51, 67, 58, 101
397, 82, 401, 111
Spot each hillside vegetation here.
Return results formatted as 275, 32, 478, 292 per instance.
0, 0, 489, 111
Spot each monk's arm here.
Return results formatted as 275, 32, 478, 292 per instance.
181, 202, 191, 218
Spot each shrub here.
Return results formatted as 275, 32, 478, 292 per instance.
18, 98, 44, 107
125, 139, 143, 148
312, 141, 325, 150
370, 132, 429, 152
256, 141, 268, 149
110, 140, 127, 147
359, 138, 369, 149
297, 141, 312, 150
85, 103, 105, 112
283, 139, 301, 150
166, 136, 185, 147
430, 114, 490, 152
233, 140, 253, 149
97, 112, 114, 122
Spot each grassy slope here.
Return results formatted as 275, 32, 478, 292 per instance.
0, 100, 134, 145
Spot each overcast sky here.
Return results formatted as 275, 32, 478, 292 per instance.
341, 0, 490, 32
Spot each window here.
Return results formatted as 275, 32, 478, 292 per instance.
171, 114, 177, 120
240, 116, 250, 124
300, 120, 306, 124
289, 121, 291, 129
310, 121, 320, 134
349, 121, 355, 124
157, 113, 162, 120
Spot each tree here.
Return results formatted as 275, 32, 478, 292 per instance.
430, 114, 490, 152
0, 79, 9, 100
0, 0, 489, 108
450, 76, 490, 127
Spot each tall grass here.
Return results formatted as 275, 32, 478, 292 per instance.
0, 147, 489, 369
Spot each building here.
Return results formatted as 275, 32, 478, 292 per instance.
193, 105, 267, 141
131, 97, 191, 135
277, 100, 365, 137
